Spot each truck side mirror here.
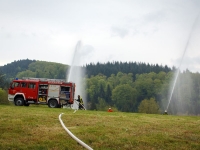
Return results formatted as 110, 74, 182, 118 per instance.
10, 84, 14, 89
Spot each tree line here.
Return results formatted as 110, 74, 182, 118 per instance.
1, 59, 200, 115
85, 61, 172, 79
85, 70, 200, 115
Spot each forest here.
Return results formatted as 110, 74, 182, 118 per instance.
0, 59, 200, 115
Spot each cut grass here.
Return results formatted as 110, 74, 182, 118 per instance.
0, 105, 200, 150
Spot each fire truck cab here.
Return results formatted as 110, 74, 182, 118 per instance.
8, 78, 76, 108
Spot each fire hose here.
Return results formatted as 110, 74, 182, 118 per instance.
74, 99, 86, 110
59, 113, 93, 150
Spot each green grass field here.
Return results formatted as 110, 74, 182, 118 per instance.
0, 105, 200, 150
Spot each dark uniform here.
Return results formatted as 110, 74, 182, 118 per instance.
77, 95, 84, 109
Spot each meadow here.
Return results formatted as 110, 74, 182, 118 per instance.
0, 105, 200, 150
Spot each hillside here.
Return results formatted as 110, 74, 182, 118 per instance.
0, 105, 199, 150
1, 59, 200, 115
0, 59, 68, 80
0, 59, 36, 79
0, 59, 173, 80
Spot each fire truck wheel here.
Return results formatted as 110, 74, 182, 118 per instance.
48, 99, 58, 108
15, 98, 24, 106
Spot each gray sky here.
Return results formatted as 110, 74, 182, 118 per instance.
1, 0, 200, 72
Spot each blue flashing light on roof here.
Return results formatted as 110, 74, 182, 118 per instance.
15, 78, 18, 80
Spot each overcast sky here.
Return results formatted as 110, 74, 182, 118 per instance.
0, 0, 200, 72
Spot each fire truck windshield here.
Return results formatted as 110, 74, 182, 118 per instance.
11, 82, 20, 88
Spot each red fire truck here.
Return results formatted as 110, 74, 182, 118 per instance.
8, 78, 76, 108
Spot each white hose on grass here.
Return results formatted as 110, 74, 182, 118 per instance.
59, 113, 93, 150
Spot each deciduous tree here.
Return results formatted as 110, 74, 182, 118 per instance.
138, 98, 159, 114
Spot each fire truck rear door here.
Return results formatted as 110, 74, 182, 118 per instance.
48, 85, 60, 98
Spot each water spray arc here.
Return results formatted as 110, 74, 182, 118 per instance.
66, 41, 87, 110
67, 41, 81, 82
165, 14, 200, 113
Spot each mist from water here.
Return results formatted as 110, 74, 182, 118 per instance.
66, 41, 86, 109
166, 14, 199, 112
167, 71, 194, 115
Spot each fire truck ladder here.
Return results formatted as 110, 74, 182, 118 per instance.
22, 77, 66, 82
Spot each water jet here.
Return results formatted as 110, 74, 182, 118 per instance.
165, 14, 199, 114
66, 41, 87, 109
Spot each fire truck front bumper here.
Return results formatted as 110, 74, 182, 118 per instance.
8, 94, 14, 102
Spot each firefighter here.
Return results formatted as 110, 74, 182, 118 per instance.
163, 110, 168, 115
77, 95, 84, 110
108, 107, 113, 112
